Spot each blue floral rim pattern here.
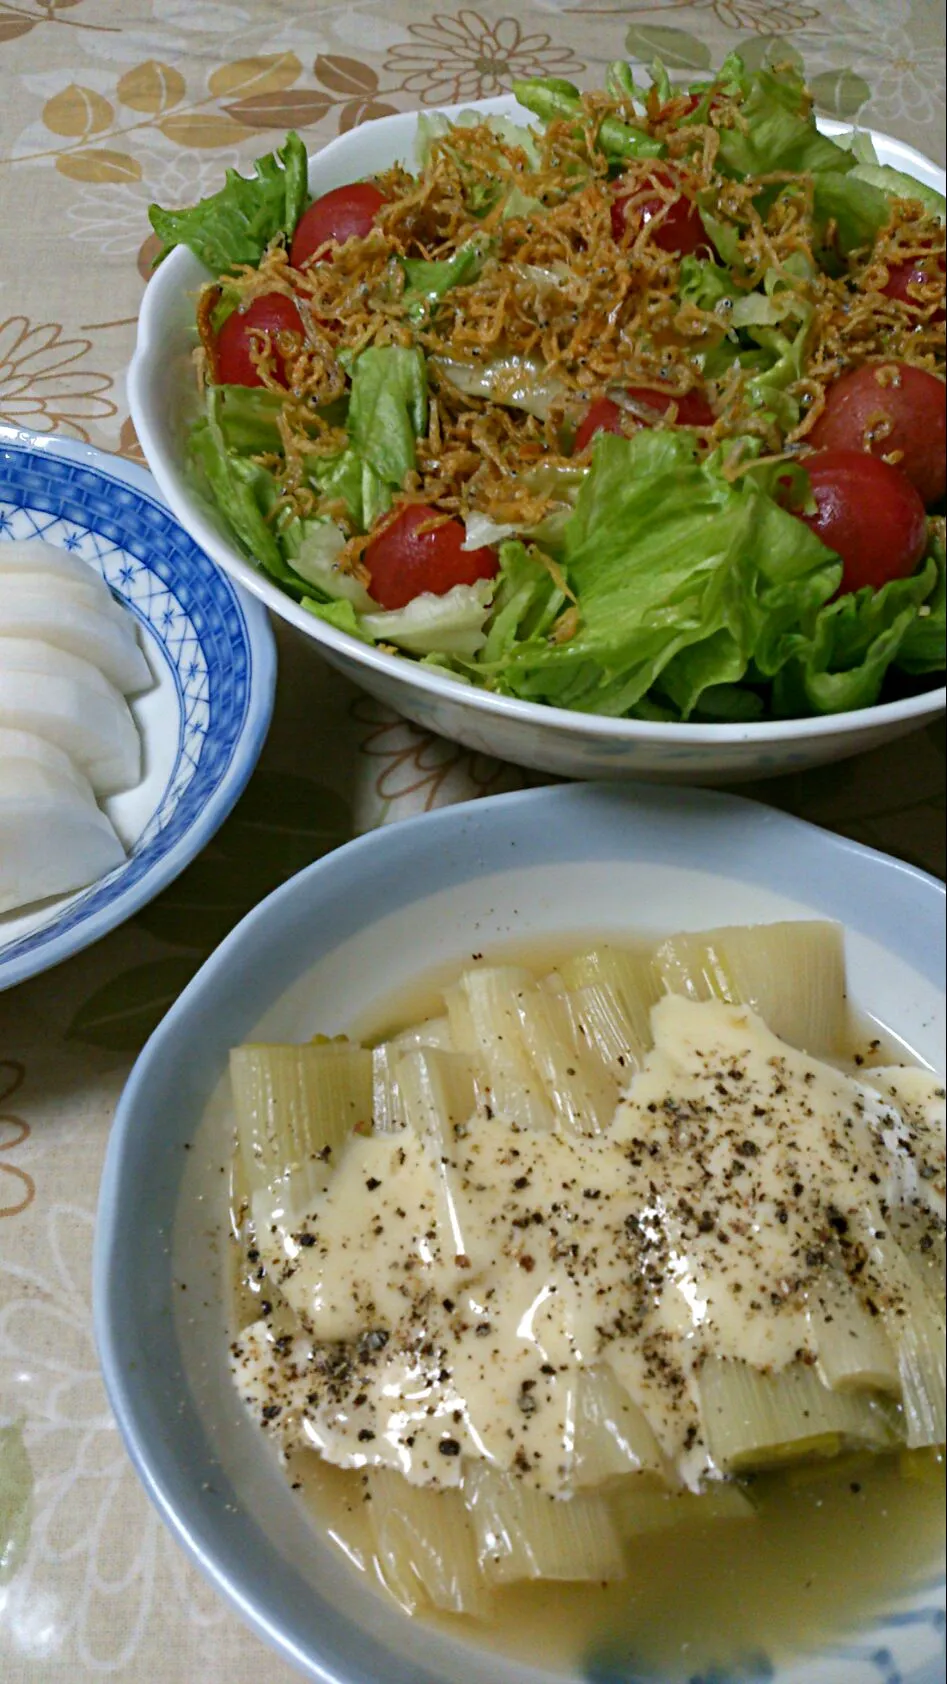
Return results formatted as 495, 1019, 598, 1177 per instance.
0, 429, 276, 989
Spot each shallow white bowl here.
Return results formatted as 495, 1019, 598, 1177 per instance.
95, 782, 945, 1684
130, 98, 946, 783
0, 425, 275, 988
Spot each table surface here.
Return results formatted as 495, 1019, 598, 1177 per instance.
0, 3, 944, 1680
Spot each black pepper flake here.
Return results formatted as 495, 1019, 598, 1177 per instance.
261, 1404, 281, 1420
365, 1177, 382, 1192
438, 1438, 461, 1457
357, 1429, 376, 1443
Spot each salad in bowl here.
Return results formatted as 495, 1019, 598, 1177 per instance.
139, 53, 945, 760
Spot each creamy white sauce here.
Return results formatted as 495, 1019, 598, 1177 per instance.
231, 996, 944, 1492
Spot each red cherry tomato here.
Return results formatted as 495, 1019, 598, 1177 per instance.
213, 293, 305, 388
573, 385, 715, 453
881, 251, 946, 324
290, 183, 387, 269
611, 169, 714, 258
573, 396, 624, 454
797, 449, 928, 594
364, 504, 498, 612
809, 362, 946, 507
626, 384, 715, 427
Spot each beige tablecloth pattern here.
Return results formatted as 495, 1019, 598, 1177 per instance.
0, 4, 944, 1680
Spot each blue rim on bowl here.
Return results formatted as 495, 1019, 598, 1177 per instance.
93, 782, 946, 1684
0, 425, 276, 988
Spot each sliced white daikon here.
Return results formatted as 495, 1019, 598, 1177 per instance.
0, 637, 119, 697
0, 581, 151, 694
0, 795, 124, 914
0, 538, 134, 630
0, 667, 140, 795
0, 726, 95, 804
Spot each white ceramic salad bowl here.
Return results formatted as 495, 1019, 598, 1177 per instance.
129, 96, 946, 783
95, 783, 945, 1684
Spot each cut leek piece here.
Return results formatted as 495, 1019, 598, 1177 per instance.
390, 1015, 454, 1053
573, 1365, 669, 1488
871, 1239, 946, 1449
464, 1463, 624, 1584
368, 1469, 489, 1618
807, 1276, 901, 1395
610, 1479, 756, 1539
457, 967, 555, 1131
230, 1043, 373, 1202
444, 983, 477, 1055
555, 946, 661, 1072
395, 1048, 480, 1149
396, 1049, 481, 1259
514, 985, 619, 1135
697, 1357, 897, 1473
371, 1043, 405, 1134
654, 921, 847, 1056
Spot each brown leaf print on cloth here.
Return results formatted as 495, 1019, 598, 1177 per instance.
0, 0, 117, 48
578, 0, 820, 30
383, 8, 585, 105
0, 1060, 34, 1220
353, 695, 530, 811
0, 316, 115, 440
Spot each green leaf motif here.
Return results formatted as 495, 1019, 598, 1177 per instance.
809, 69, 871, 120
66, 957, 202, 1052
624, 25, 712, 72
0, 1422, 32, 1587
211, 771, 352, 877
737, 35, 805, 74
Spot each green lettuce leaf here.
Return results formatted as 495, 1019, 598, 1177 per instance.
811, 168, 892, 257
401, 236, 489, 319
896, 528, 946, 674
149, 131, 308, 274
772, 553, 940, 715
488, 431, 839, 718
481, 540, 567, 665
308, 447, 392, 532
716, 65, 854, 180
362, 578, 495, 657
347, 344, 428, 489
188, 416, 308, 595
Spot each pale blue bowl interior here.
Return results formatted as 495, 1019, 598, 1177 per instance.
93, 784, 946, 1684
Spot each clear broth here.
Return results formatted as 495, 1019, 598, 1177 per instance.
230, 937, 945, 1680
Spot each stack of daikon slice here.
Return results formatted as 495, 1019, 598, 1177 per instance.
0, 540, 150, 915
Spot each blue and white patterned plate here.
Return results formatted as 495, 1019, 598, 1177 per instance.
0, 425, 276, 989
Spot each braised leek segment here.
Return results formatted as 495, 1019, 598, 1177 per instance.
371, 1042, 406, 1134
572, 1365, 669, 1488
870, 1239, 947, 1448
367, 1470, 488, 1618
555, 945, 661, 1071
456, 966, 556, 1131
807, 1277, 901, 1396
464, 1464, 624, 1584
697, 1358, 897, 1473
514, 985, 620, 1136
654, 920, 848, 1055
395, 1048, 480, 1148
609, 1479, 756, 1539
230, 1043, 373, 1199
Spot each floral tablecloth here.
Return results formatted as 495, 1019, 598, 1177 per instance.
0, 4, 944, 1680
